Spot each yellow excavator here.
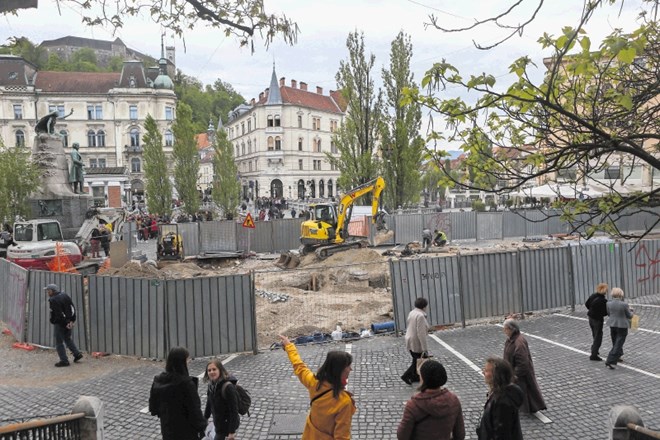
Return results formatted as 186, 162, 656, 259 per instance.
299, 176, 390, 259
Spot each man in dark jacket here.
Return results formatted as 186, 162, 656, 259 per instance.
46, 284, 83, 367
585, 283, 609, 361
0, 223, 16, 258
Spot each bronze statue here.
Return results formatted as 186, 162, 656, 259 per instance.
69, 142, 84, 194
35, 109, 73, 135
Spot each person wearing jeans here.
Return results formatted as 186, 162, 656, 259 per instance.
585, 283, 609, 361
46, 284, 83, 367
605, 287, 633, 369
401, 297, 429, 385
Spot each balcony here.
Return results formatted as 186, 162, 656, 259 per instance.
265, 126, 283, 135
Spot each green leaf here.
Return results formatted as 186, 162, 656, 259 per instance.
617, 47, 636, 64
580, 36, 591, 51
617, 94, 633, 110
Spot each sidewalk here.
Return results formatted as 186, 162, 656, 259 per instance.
1, 294, 658, 439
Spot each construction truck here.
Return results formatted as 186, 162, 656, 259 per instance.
299, 176, 390, 259
6, 208, 126, 273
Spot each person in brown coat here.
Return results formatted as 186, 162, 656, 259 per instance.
397, 359, 465, 440
502, 318, 546, 414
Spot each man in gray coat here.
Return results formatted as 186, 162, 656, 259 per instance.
401, 297, 429, 385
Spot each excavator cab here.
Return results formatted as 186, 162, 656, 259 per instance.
312, 205, 337, 225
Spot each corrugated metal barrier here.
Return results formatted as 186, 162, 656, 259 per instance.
88, 273, 256, 358
390, 240, 660, 331
0, 259, 29, 341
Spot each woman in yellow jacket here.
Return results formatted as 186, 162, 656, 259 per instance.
279, 335, 356, 439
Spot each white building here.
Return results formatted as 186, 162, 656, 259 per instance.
225, 67, 345, 201
0, 50, 176, 208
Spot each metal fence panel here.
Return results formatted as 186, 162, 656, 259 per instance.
521, 210, 550, 236
393, 214, 424, 244
626, 208, 660, 234
477, 213, 503, 240
520, 247, 572, 311
161, 222, 200, 257
88, 275, 166, 359
236, 220, 272, 253
165, 274, 255, 356
450, 212, 477, 240
570, 242, 622, 304
620, 240, 660, 299
272, 219, 303, 251
390, 257, 461, 331
200, 221, 238, 252
0, 259, 29, 341
460, 252, 521, 319
502, 212, 528, 238
26, 270, 87, 352
423, 212, 452, 241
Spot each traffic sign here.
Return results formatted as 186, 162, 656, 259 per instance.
242, 212, 256, 229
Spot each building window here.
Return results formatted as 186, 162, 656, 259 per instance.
274, 115, 281, 127
60, 130, 69, 148
48, 105, 65, 117
247, 120, 252, 132
314, 138, 322, 152
87, 130, 97, 147
89, 159, 97, 168
267, 115, 274, 127
130, 128, 140, 147
267, 136, 274, 151
98, 158, 106, 167
253, 114, 257, 129
298, 114, 302, 128
605, 166, 620, 180
249, 161, 253, 172
131, 158, 141, 173
330, 120, 338, 132
15, 130, 25, 147
165, 130, 173, 147
328, 179, 333, 197
312, 117, 321, 130
247, 139, 252, 154
242, 143, 245, 155
87, 104, 103, 120
241, 123, 245, 135
96, 130, 106, 147
331, 141, 338, 154
299, 159, 303, 170
13, 104, 22, 120
165, 106, 174, 121
298, 138, 303, 151
129, 105, 138, 120
275, 136, 281, 150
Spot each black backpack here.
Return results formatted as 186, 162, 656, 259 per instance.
222, 381, 251, 416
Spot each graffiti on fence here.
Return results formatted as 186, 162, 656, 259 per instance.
420, 271, 447, 281
426, 213, 451, 237
634, 243, 660, 283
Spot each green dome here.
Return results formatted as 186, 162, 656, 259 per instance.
154, 73, 173, 89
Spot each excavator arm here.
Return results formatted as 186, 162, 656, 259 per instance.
335, 176, 386, 242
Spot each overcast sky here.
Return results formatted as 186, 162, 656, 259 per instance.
1, 1, 645, 120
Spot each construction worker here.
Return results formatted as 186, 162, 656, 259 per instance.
433, 230, 447, 247
422, 229, 433, 250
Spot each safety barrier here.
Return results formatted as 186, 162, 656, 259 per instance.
0, 413, 84, 439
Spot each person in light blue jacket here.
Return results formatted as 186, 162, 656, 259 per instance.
605, 288, 634, 369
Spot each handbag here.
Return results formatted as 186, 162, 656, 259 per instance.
630, 314, 640, 332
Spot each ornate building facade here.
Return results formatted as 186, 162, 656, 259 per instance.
0, 51, 176, 208
225, 67, 345, 201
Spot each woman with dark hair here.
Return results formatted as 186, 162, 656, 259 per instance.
401, 297, 430, 385
204, 359, 240, 440
279, 335, 356, 439
477, 357, 523, 440
149, 347, 207, 440
397, 359, 465, 440
585, 283, 609, 361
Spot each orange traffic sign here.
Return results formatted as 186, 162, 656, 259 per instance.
242, 212, 256, 229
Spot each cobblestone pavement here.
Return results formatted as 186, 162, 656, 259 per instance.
1, 294, 658, 439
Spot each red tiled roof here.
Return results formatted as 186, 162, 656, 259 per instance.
195, 133, 212, 150
35, 71, 120, 93
257, 86, 344, 114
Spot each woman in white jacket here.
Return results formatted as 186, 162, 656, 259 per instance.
401, 297, 429, 384
605, 287, 634, 369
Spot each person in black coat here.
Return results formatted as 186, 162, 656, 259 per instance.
149, 347, 207, 440
585, 283, 609, 361
478, 357, 523, 440
204, 358, 240, 440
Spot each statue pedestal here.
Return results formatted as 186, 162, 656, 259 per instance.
30, 134, 92, 239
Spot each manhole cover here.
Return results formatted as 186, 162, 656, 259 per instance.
269, 412, 307, 435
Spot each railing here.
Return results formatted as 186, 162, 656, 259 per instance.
628, 423, 660, 440
0, 413, 84, 439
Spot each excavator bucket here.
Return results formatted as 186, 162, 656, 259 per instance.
374, 229, 394, 246
276, 252, 301, 269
